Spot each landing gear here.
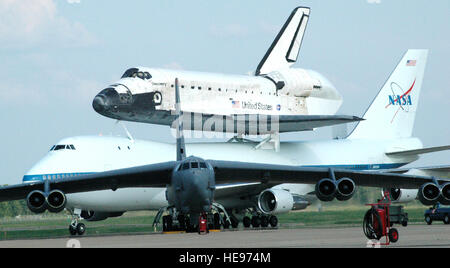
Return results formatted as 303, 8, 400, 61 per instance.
153, 204, 237, 233
242, 214, 278, 229
69, 209, 86, 236
235, 205, 279, 229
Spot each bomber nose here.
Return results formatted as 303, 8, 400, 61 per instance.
92, 95, 107, 113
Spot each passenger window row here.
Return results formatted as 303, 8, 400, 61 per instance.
42, 173, 84, 180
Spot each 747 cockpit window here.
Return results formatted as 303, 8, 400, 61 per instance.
121, 68, 152, 80
51, 144, 76, 151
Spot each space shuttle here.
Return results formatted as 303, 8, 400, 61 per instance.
92, 7, 362, 136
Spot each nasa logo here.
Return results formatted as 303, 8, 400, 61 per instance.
386, 79, 416, 110
276, 104, 281, 111
385, 78, 416, 123
388, 95, 412, 106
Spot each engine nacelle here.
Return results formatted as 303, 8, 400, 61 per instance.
26, 190, 47, 214
258, 189, 294, 215
335, 178, 356, 201
315, 178, 337, 202
266, 68, 321, 97
46, 190, 67, 213
438, 183, 450, 205
81, 211, 124, 222
383, 188, 418, 203
418, 183, 441, 206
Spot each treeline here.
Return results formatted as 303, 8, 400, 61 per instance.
0, 200, 32, 218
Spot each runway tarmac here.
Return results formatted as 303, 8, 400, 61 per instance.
0, 224, 448, 248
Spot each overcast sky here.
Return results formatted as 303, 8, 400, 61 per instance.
0, 0, 449, 185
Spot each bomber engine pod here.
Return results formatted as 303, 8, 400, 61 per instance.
315, 178, 337, 202
384, 188, 418, 203
418, 183, 441, 206
335, 178, 356, 201
438, 183, 450, 206
26, 190, 47, 214
258, 189, 294, 215
46, 190, 67, 213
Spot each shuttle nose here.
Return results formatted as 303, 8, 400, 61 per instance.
92, 95, 107, 113
92, 87, 119, 114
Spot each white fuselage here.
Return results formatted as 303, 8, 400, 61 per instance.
110, 67, 342, 116
22, 135, 422, 212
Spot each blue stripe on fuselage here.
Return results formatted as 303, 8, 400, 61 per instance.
22, 172, 94, 183
22, 163, 408, 183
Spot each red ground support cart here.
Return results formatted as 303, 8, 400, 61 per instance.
198, 213, 209, 235
363, 191, 407, 245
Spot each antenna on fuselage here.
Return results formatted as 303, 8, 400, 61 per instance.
175, 78, 186, 161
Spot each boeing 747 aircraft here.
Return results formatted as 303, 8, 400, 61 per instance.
92, 7, 362, 136
0, 50, 449, 235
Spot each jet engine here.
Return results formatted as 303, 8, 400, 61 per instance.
258, 189, 294, 215
335, 178, 356, 201
438, 183, 450, 205
46, 190, 67, 213
26, 190, 47, 214
81, 211, 124, 222
315, 178, 337, 202
418, 183, 441, 206
383, 188, 418, 203
26, 190, 67, 214
315, 178, 356, 202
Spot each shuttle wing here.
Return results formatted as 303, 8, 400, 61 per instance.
255, 7, 310, 75
161, 113, 363, 134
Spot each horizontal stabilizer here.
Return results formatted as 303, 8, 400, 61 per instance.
386, 145, 450, 156
379, 165, 450, 179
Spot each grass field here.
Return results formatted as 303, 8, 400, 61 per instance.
0, 205, 432, 241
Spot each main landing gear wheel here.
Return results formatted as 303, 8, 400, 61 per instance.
69, 223, 86, 236
243, 216, 251, 228
269, 216, 278, 228
69, 209, 86, 236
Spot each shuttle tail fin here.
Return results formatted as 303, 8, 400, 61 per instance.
347, 49, 428, 140
255, 7, 310, 75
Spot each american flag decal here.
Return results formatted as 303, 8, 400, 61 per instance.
232, 100, 240, 108
406, 60, 416, 66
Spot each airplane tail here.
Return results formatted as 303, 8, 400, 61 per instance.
255, 7, 310, 75
347, 49, 428, 140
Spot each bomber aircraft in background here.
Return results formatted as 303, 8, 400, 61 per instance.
0, 49, 449, 235
92, 7, 363, 140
